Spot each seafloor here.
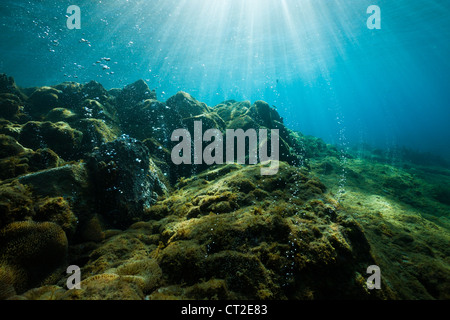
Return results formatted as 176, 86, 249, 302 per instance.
0, 73, 449, 300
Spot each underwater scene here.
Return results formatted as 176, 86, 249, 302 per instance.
0, 0, 449, 304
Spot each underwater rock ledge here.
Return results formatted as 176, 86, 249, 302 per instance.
0, 74, 449, 300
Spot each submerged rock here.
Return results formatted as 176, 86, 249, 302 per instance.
87, 135, 167, 228
166, 91, 210, 119
18, 121, 83, 160
1, 75, 448, 301
0, 74, 25, 99
26, 87, 61, 119
117, 79, 157, 108
0, 93, 24, 121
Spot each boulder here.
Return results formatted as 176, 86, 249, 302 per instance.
26, 87, 61, 118
117, 79, 156, 109
0, 134, 27, 158
18, 162, 90, 199
119, 98, 183, 142
166, 92, 210, 120
87, 135, 168, 228
18, 121, 83, 160
0, 74, 25, 99
0, 93, 23, 121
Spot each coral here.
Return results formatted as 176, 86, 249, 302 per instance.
0, 221, 68, 294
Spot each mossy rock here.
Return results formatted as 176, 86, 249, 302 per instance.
76, 99, 117, 124
0, 120, 22, 139
0, 134, 27, 158
34, 197, 78, 238
117, 79, 156, 107
45, 108, 79, 123
214, 100, 251, 124
0, 181, 34, 229
18, 121, 83, 160
26, 87, 61, 118
119, 98, 182, 142
0, 93, 23, 121
74, 118, 118, 152
0, 147, 62, 180
0, 74, 26, 99
246, 100, 281, 128
166, 91, 210, 119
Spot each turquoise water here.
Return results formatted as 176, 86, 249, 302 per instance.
1, 0, 449, 159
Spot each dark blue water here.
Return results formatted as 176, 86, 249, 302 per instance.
1, 0, 449, 160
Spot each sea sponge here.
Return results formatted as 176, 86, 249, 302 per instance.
0, 221, 68, 293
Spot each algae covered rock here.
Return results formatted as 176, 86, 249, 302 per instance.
0, 134, 27, 158
0, 93, 24, 121
0, 147, 62, 180
45, 108, 79, 123
18, 121, 83, 160
117, 79, 157, 108
166, 91, 210, 119
119, 98, 182, 142
1, 75, 447, 301
74, 118, 119, 153
18, 162, 90, 198
141, 162, 387, 299
87, 135, 167, 228
26, 87, 61, 118
0, 181, 34, 229
17, 162, 93, 228
0, 74, 25, 99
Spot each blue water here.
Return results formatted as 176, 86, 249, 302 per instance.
1, 0, 449, 160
